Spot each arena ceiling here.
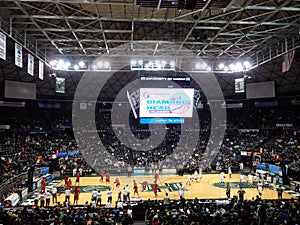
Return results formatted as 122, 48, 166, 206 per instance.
1, 0, 300, 99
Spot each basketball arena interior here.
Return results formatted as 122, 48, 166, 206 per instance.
0, 0, 300, 224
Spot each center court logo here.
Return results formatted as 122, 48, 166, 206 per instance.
72, 43, 226, 172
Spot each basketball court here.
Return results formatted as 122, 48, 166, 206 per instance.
51, 173, 296, 207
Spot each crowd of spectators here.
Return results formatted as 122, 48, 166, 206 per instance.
0, 203, 134, 225
145, 198, 300, 225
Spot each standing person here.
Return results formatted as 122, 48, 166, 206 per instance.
179, 183, 185, 199
193, 170, 198, 182
114, 178, 120, 188
127, 165, 132, 178
248, 173, 253, 188
199, 167, 203, 182
91, 189, 97, 202
67, 179, 72, 190
154, 181, 159, 198
163, 193, 170, 206
52, 186, 57, 204
117, 186, 122, 202
41, 177, 46, 193
226, 183, 231, 198
186, 174, 191, 186
240, 173, 245, 186
277, 185, 283, 199
75, 172, 80, 186
45, 190, 51, 207
65, 188, 71, 203
126, 184, 131, 201
133, 180, 139, 197
34, 190, 40, 206
105, 172, 110, 185
40, 191, 45, 207
228, 166, 232, 179
123, 187, 127, 202
257, 180, 263, 197
107, 188, 113, 204
154, 170, 159, 183
99, 169, 104, 182
64, 174, 69, 187
96, 189, 102, 206
237, 186, 246, 202
240, 162, 244, 172
220, 171, 225, 184
72, 186, 80, 205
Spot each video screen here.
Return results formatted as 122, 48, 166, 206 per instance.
139, 88, 194, 118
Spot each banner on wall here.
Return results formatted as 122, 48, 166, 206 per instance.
56, 77, 65, 93
0, 32, 6, 60
15, 43, 23, 68
234, 78, 245, 93
39, 60, 44, 80
28, 54, 34, 76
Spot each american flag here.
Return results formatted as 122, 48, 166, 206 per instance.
282, 50, 295, 73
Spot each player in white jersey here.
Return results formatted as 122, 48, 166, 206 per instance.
186, 174, 192, 185
248, 173, 253, 187
65, 188, 71, 202
96, 190, 102, 206
179, 183, 185, 199
91, 189, 97, 202
45, 190, 51, 207
107, 188, 113, 203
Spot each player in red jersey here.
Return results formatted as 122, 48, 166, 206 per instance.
64, 174, 69, 187
67, 179, 72, 190
154, 181, 158, 198
41, 177, 46, 193
133, 180, 139, 197
114, 178, 120, 188
105, 172, 110, 185
99, 169, 104, 182
75, 172, 80, 186
72, 186, 80, 205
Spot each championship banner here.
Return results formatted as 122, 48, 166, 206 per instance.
28, 54, 34, 76
38, 60, 44, 80
15, 43, 23, 68
56, 77, 65, 93
0, 32, 6, 60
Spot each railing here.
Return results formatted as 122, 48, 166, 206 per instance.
0, 16, 49, 64
0, 172, 28, 196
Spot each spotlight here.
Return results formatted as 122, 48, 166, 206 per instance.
91, 64, 98, 70
229, 63, 235, 70
50, 60, 57, 67
170, 61, 175, 67
74, 64, 79, 70
65, 61, 71, 68
103, 61, 109, 68
78, 61, 85, 68
244, 61, 251, 69
236, 62, 243, 71
131, 60, 137, 66
97, 61, 103, 68
224, 66, 229, 72
218, 63, 224, 69
195, 62, 202, 70
138, 59, 143, 66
